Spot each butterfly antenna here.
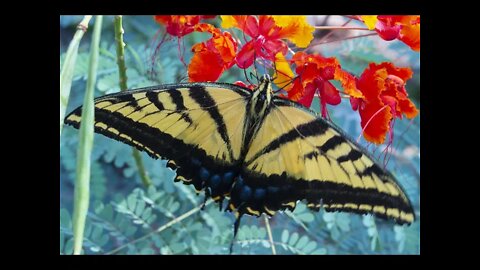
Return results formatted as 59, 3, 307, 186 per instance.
243, 65, 253, 85
273, 64, 304, 94
272, 59, 278, 81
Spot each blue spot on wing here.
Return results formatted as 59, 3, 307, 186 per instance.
240, 186, 252, 201
199, 167, 210, 181
208, 174, 221, 188
254, 188, 266, 200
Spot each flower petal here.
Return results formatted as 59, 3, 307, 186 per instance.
296, 82, 317, 107
262, 39, 288, 60
398, 98, 419, 118
273, 53, 294, 91
320, 80, 341, 105
399, 23, 420, 51
235, 41, 256, 69
273, 16, 315, 48
192, 23, 237, 69
222, 15, 258, 38
234, 81, 255, 90
220, 15, 238, 28
154, 15, 201, 37
361, 15, 378, 30
258, 16, 278, 37
188, 50, 224, 82
375, 19, 401, 41
334, 69, 363, 98
359, 103, 393, 144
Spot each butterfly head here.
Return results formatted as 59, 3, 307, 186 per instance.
250, 74, 273, 118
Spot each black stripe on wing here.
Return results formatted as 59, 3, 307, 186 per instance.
188, 85, 235, 161
245, 118, 330, 165
167, 88, 193, 124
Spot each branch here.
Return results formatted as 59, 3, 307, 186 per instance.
113, 15, 152, 187
72, 15, 103, 255
309, 32, 378, 49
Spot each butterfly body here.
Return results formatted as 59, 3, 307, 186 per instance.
65, 75, 414, 226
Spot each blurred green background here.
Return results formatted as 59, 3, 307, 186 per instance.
60, 15, 420, 255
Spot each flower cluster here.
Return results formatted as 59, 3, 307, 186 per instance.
359, 15, 420, 51
154, 15, 419, 144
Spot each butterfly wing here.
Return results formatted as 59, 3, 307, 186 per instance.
65, 83, 250, 197
229, 97, 414, 224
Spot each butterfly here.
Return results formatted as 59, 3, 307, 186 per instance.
65, 74, 414, 251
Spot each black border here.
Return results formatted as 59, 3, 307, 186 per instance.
49, 0, 434, 262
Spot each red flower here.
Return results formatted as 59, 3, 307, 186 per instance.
188, 24, 237, 82
154, 15, 215, 37
351, 62, 419, 144
221, 16, 314, 69
284, 52, 362, 118
361, 15, 420, 51
234, 81, 255, 90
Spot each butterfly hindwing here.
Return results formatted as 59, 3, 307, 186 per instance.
65, 83, 250, 197
228, 97, 414, 224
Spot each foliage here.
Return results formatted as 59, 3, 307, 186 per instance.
60, 15, 420, 255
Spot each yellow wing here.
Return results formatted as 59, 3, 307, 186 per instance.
65, 83, 250, 196
229, 98, 415, 224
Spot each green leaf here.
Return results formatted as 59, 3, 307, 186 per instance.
281, 230, 289, 244
135, 199, 146, 216
289, 232, 299, 246
170, 242, 188, 254
127, 194, 136, 211
60, 16, 92, 136
302, 241, 317, 254
60, 208, 72, 228
311, 248, 328, 255
296, 235, 309, 250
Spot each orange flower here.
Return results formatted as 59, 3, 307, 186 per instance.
221, 15, 314, 69
154, 15, 215, 37
351, 62, 419, 144
361, 15, 420, 51
188, 24, 237, 82
285, 52, 362, 118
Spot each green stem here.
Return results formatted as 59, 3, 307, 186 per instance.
60, 15, 92, 137
264, 215, 276, 255
72, 15, 103, 255
131, 148, 152, 187
113, 15, 152, 187
114, 16, 128, 90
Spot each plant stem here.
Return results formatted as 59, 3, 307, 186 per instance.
114, 15, 152, 187
264, 215, 276, 255
316, 18, 352, 44
105, 200, 212, 255
114, 16, 128, 90
309, 32, 378, 49
72, 15, 103, 255
314, 26, 369, 30
60, 15, 92, 137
